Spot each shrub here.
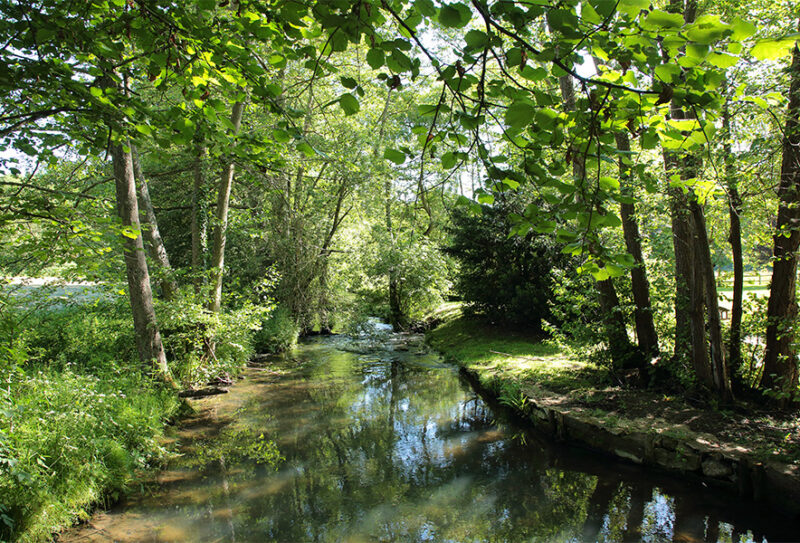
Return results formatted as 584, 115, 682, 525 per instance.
253, 305, 300, 354
156, 295, 268, 385
444, 196, 573, 332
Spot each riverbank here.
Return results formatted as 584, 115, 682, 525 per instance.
426, 312, 800, 518
0, 297, 271, 543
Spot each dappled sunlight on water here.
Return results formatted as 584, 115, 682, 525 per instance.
61, 335, 797, 542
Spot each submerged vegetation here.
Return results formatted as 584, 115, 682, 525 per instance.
1, 0, 800, 539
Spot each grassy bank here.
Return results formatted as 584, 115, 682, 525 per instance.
426, 309, 800, 512
426, 311, 608, 401
1, 370, 182, 543
0, 295, 278, 542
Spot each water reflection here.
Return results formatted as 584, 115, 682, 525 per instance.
62, 336, 797, 542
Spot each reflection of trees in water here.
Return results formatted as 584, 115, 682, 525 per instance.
94, 346, 789, 542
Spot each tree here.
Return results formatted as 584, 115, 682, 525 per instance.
111, 140, 174, 386
761, 29, 800, 401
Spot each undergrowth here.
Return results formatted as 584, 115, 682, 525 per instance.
0, 293, 275, 542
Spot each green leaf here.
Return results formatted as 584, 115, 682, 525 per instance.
643, 10, 684, 30
477, 192, 495, 204
121, 226, 140, 239
296, 142, 315, 157
505, 47, 523, 67
654, 63, 680, 83
519, 66, 547, 81
599, 176, 620, 191
581, 1, 602, 24
464, 29, 488, 49
272, 129, 291, 143
384, 148, 406, 164
505, 101, 535, 128
730, 17, 756, 41
268, 54, 286, 68
686, 16, 731, 45
339, 93, 360, 115
366, 48, 384, 69
618, 0, 649, 17
441, 152, 457, 169
706, 52, 738, 69
340, 76, 357, 89
751, 36, 799, 60
438, 3, 472, 29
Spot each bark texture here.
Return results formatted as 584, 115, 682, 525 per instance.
111, 141, 174, 387
615, 132, 659, 357
208, 100, 245, 313
761, 36, 800, 398
722, 97, 744, 377
192, 146, 208, 293
131, 145, 178, 301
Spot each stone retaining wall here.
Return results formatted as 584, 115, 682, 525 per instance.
459, 366, 800, 519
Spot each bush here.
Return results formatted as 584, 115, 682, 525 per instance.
253, 305, 300, 354
156, 295, 268, 385
444, 196, 573, 332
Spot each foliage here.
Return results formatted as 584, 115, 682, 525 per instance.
157, 294, 268, 386
445, 196, 573, 333
252, 305, 300, 354
0, 369, 180, 543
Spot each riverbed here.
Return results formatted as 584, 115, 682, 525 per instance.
61, 332, 798, 542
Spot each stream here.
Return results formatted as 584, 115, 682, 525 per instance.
61, 331, 798, 542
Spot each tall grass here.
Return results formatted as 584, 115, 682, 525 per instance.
0, 294, 271, 542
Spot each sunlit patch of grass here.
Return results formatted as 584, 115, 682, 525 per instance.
426, 312, 607, 393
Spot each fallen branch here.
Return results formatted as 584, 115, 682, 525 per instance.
178, 387, 229, 398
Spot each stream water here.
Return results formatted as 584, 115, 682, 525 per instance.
62, 332, 798, 542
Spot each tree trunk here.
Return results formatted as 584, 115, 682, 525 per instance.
761, 35, 800, 399
111, 141, 175, 387
692, 200, 733, 401
662, 0, 731, 399
558, 72, 641, 370
665, 150, 694, 364
722, 95, 744, 379
373, 89, 404, 329
208, 100, 245, 313
192, 146, 208, 293
131, 145, 178, 301
616, 132, 659, 357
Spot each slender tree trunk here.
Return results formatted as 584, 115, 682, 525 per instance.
208, 100, 245, 313
131, 145, 178, 301
662, 0, 731, 399
372, 89, 403, 328
616, 132, 659, 357
722, 96, 744, 378
665, 149, 694, 364
192, 146, 208, 293
111, 141, 175, 387
692, 200, 733, 401
761, 35, 800, 399
558, 73, 641, 370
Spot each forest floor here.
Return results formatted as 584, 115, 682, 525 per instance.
425, 307, 800, 471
